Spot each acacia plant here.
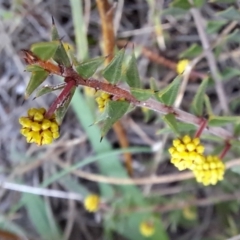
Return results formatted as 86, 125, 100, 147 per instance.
19, 18, 239, 188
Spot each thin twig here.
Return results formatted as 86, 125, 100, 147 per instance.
0, 182, 83, 201
53, 158, 240, 186
96, 0, 133, 176
120, 192, 240, 214
22, 49, 236, 141
191, 8, 229, 114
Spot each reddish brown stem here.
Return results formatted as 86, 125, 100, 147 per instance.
219, 141, 231, 159
22, 50, 235, 141
45, 79, 76, 119
194, 118, 208, 138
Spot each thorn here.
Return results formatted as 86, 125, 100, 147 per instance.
52, 16, 55, 25
123, 40, 129, 49
100, 136, 103, 142
21, 98, 26, 106
59, 35, 65, 42
131, 43, 135, 51
33, 97, 36, 100
88, 123, 94, 127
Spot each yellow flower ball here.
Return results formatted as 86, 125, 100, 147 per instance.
139, 221, 155, 237
19, 108, 60, 146
84, 194, 100, 212
193, 155, 225, 186
168, 135, 205, 171
176, 59, 190, 75
95, 91, 111, 112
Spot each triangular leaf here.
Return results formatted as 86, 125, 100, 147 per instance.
225, 29, 240, 44
162, 7, 188, 18
191, 77, 208, 116
125, 51, 141, 88
208, 115, 240, 127
162, 113, 179, 135
131, 88, 154, 101
157, 122, 197, 135
156, 76, 181, 106
217, 7, 240, 20
52, 40, 71, 67
179, 44, 203, 58
51, 19, 60, 41
25, 70, 49, 99
25, 65, 45, 72
34, 83, 66, 99
75, 56, 105, 78
171, 0, 191, 9
102, 48, 125, 84
22, 193, 62, 240
31, 42, 58, 61
193, 0, 205, 8
206, 20, 228, 34
204, 94, 213, 116
55, 86, 76, 124
101, 100, 130, 137
221, 67, 240, 81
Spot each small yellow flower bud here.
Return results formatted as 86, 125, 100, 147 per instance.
182, 135, 191, 144
19, 108, 60, 146
42, 119, 52, 130
31, 122, 41, 131
176, 59, 190, 75
139, 221, 155, 237
19, 117, 32, 128
84, 194, 100, 212
33, 112, 44, 122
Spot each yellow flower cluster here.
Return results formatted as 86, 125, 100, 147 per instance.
19, 108, 59, 145
193, 155, 225, 186
139, 221, 155, 237
84, 194, 100, 212
96, 92, 111, 112
169, 135, 226, 186
176, 59, 190, 75
169, 135, 205, 171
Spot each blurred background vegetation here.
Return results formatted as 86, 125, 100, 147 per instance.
1, 0, 240, 239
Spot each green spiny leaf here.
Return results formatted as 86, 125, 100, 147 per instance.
101, 100, 129, 138
25, 65, 45, 72
221, 67, 240, 81
52, 40, 71, 67
22, 193, 62, 240
162, 113, 179, 135
171, 0, 191, 9
162, 7, 188, 18
156, 76, 181, 106
179, 43, 203, 58
75, 56, 105, 78
125, 51, 141, 88
55, 86, 76, 124
25, 70, 49, 99
102, 48, 125, 84
193, 0, 205, 7
51, 19, 60, 41
217, 7, 240, 20
208, 115, 240, 127
31, 42, 58, 61
206, 20, 228, 34
131, 88, 154, 101
225, 29, 240, 44
191, 77, 208, 116
34, 83, 66, 99
204, 94, 213, 116
157, 122, 197, 135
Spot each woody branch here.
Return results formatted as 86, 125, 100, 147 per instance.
22, 50, 235, 142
